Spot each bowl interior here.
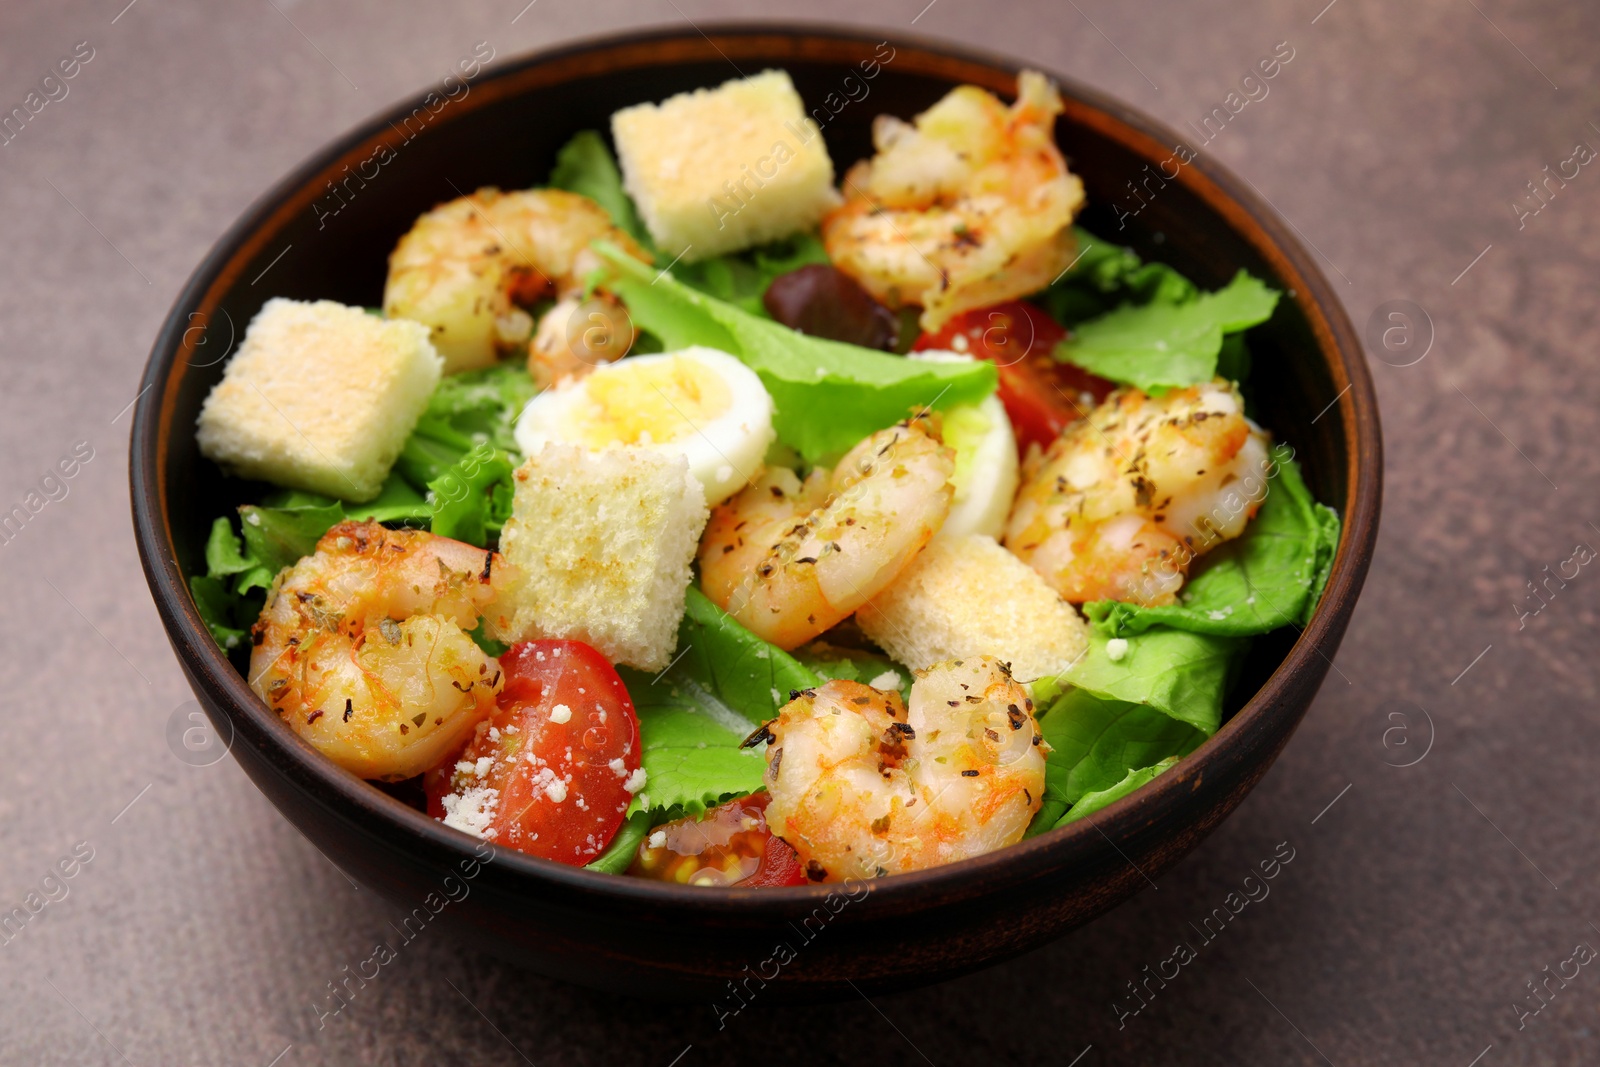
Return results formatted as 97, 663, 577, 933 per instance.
137, 26, 1375, 910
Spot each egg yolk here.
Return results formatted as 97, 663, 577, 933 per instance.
569, 355, 734, 447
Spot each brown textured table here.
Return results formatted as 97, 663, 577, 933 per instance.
2, 0, 1597, 1063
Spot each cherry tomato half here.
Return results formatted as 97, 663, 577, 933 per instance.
913, 301, 1115, 456
628, 792, 806, 887
427, 640, 641, 866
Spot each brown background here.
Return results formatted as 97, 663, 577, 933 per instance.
2, 0, 1597, 1063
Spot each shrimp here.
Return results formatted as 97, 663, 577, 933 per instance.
1004, 378, 1273, 605
697, 416, 955, 650
526, 291, 637, 390
249, 521, 519, 782
820, 71, 1085, 333
756, 658, 1046, 881
382, 187, 649, 375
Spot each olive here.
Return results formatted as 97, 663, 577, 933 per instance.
763, 264, 900, 351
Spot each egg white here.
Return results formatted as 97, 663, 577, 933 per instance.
513, 345, 774, 505
910, 350, 1018, 540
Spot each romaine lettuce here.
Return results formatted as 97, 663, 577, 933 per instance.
617, 587, 818, 819
1057, 757, 1180, 826
1083, 451, 1341, 637
1064, 627, 1244, 737
549, 129, 654, 250
1054, 270, 1278, 392
1023, 620, 1243, 836
1026, 689, 1204, 834
597, 242, 997, 464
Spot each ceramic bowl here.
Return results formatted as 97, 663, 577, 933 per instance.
130, 24, 1381, 1001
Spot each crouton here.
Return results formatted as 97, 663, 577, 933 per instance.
195, 299, 441, 502
858, 534, 1088, 683
611, 69, 839, 262
489, 444, 708, 671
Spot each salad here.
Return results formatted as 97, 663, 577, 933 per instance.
189, 68, 1338, 886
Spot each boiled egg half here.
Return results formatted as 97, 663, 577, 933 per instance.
514, 346, 775, 505
910, 350, 1018, 540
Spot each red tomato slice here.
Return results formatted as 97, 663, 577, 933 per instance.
913, 301, 1115, 455
742, 830, 808, 888
628, 792, 807, 887
426, 640, 640, 866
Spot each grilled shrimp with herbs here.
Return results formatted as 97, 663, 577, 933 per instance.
250, 521, 518, 781
697, 415, 955, 650
1004, 378, 1272, 605
821, 70, 1085, 333
757, 658, 1047, 881
382, 187, 649, 377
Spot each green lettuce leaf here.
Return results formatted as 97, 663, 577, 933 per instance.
1054, 270, 1279, 392
612, 685, 768, 819
343, 474, 433, 524
395, 363, 535, 488
791, 641, 913, 705
597, 242, 997, 464
1057, 756, 1180, 826
1041, 226, 1198, 325
204, 515, 255, 577
189, 573, 250, 651
617, 587, 819, 819
1064, 627, 1244, 737
549, 130, 654, 250
192, 363, 534, 652
1026, 689, 1204, 835
426, 443, 515, 547
1023, 622, 1239, 836
1216, 332, 1251, 384
1083, 451, 1341, 637
237, 497, 345, 586
586, 811, 651, 873
1302, 500, 1342, 626
549, 130, 832, 316
673, 587, 819, 723
672, 232, 832, 317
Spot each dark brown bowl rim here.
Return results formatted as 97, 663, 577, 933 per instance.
130, 22, 1381, 913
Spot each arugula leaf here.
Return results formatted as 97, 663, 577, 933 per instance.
1057, 757, 1180, 827
597, 243, 997, 464
549, 130, 654, 251
1054, 270, 1279, 392
1026, 689, 1204, 835
617, 588, 819, 818
1083, 452, 1340, 637
1065, 627, 1244, 737
586, 811, 651, 873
